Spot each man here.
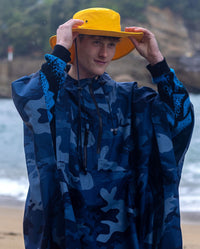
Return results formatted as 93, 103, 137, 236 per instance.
12, 7, 194, 249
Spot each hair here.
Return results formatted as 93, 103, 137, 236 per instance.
78, 34, 120, 43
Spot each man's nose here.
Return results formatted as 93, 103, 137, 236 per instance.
99, 45, 108, 57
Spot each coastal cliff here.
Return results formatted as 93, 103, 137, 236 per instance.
0, 6, 199, 98
109, 6, 200, 92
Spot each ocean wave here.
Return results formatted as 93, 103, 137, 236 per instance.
180, 195, 200, 212
0, 177, 28, 201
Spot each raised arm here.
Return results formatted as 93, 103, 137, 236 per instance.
126, 26, 194, 136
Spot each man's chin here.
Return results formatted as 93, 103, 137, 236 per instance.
95, 67, 107, 76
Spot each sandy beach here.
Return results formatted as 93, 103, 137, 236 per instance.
0, 198, 200, 249
0, 198, 24, 249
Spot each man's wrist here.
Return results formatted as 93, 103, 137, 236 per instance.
148, 52, 164, 66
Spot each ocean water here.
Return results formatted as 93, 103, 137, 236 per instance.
0, 95, 199, 212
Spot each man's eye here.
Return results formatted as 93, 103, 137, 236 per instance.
93, 40, 101, 45
108, 43, 116, 48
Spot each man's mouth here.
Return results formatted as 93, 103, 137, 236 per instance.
94, 59, 107, 65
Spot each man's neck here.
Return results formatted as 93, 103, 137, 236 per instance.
68, 65, 99, 80
68, 66, 78, 80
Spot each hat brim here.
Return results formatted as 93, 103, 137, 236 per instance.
49, 29, 143, 62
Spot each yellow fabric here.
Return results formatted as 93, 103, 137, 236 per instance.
49, 8, 143, 62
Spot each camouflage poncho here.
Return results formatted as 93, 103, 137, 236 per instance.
12, 47, 194, 249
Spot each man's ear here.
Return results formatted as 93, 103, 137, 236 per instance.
69, 42, 75, 64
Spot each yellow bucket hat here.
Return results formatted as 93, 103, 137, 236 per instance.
49, 8, 143, 62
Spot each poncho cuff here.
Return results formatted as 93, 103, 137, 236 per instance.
147, 59, 170, 78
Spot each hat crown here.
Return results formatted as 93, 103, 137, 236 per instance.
73, 8, 121, 32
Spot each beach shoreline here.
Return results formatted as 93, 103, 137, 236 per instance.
0, 196, 200, 249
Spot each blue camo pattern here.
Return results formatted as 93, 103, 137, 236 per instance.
12, 54, 194, 249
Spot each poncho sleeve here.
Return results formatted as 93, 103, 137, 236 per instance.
147, 59, 194, 165
132, 59, 194, 249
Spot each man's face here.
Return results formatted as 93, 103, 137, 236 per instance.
75, 35, 119, 79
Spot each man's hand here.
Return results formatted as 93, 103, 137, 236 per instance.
56, 19, 84, 50
125, 27, 164, 65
